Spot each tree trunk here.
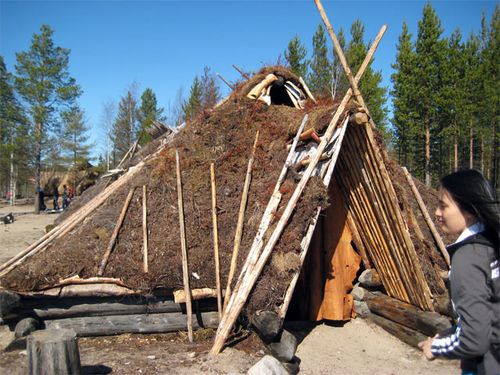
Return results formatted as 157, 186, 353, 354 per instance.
27, 328, 81, 375
481, 136, 484, 174
453, 132, 458, 172
9, 149, 16, 206
469, 124, 474, 169
34, 123, 42, 215
492, 120, 498, 189
425, 123, 431, 187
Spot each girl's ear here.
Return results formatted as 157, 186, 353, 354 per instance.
463, 210, 478, 226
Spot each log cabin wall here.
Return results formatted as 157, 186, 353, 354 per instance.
335, 122, 434, 311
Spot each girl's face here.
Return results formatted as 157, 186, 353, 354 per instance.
435, 188, 476, 235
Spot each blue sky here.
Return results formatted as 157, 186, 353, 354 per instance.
1, 0, 496, 157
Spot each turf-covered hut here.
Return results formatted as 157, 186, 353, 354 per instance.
0, 66, 449, 341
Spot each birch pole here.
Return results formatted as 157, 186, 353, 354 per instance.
176, 150, 193, 342
224, 131, 259, 312
142, 185, 148, 273
211, 163, 223, 320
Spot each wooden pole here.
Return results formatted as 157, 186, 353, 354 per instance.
216, 73, 235, 90
224, 131, 259, 312
315, 0, 377, 116
176, 150, 193, 342
142, 185, 148, 273
402, 167, 450, 267
299, 76, 317, 103
224, 115, 309, 316
232, 64, 250, 80
211, 163, 223, 320
210, 25, 387, 356
98, 188, 135, 276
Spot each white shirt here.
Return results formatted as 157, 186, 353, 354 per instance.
453, 222, 485, 245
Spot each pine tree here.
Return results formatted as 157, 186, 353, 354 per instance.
345, 19, 388, 136
438, 29, 466, 174
183, 76, 203, 121
112, 91, 138, 164
14, 25, 81, 212
413, 4, 445, 186
0, 57, 29, 204
201, 67, 221, 108
61, 106, 92, 167
137, 88, 165, 145
309, 24, 332, 97
284, 35, 308, 79
479, 6, 500, 188
391, 22, 417, 168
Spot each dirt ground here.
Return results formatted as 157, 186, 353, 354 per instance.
0, 204, 460, 374
0, 200, 59, 265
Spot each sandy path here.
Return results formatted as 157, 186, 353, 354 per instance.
293, 319, 459, 374
0, 203, 59, 265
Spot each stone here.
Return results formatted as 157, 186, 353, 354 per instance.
282, 357, 300, 375
250, 310, 282, 343
354, 300, 370, 318
15, 318, 39, 338
247, 355, 289, 375
351, 283, 369, 301
268, 330, 297, 362
358, 269, 382, 289
0, 291, 21, 318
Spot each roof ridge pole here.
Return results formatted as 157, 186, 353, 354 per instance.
210, 24, 387, 356
316, 0, 434, 310
314, 0, 386, 122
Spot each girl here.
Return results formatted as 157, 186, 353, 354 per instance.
418, 169, 499, 374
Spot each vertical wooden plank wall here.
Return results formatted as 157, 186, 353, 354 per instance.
335, 123, 434, 311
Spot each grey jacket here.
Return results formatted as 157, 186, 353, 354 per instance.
431, 232, 500, 374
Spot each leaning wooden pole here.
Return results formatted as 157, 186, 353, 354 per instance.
402, 167, 450, 267
210, 163, 223, 320
142, 185, 149, 273
176, 150, 193, 342
210, 24, 387, 356
224, 131, 259, 312
223, 115, 309, 318
98, 188, 135, 276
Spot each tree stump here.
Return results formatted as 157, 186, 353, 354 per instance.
27, 329, 81, 375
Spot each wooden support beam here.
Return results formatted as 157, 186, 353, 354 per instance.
216, 73, 235, 90
44, 311, 220, 337
176, 150, 193, 342
367, 313, 427, 348
142, 185, 148, 273
210, 163, 223, 320
227, 115, 308, 316
366, 293, 451, 337
98, 188, 135, 276
232, 64, 250, 80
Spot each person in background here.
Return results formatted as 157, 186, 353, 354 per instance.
36, 186, 46, 211
418, 169, 499, 374
62, 184, 70, 209
53, 185, 59, 210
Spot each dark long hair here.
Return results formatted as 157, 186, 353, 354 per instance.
440, 169, 500, 255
